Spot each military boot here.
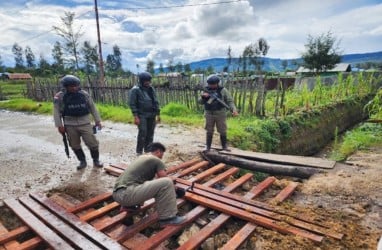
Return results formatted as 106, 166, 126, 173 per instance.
220, 134, 230, 151
205, 133, 213, 151
90, 149, 103, 168
73, 148, 87, 170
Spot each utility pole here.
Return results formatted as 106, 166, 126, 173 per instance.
94, 0, 105, 86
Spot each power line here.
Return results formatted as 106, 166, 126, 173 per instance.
115, 0, 246, 11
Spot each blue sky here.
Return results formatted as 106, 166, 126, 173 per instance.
0, 0, 381, 72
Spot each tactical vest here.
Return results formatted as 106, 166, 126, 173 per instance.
204, 87, 224, 111
62, 91, 90, 117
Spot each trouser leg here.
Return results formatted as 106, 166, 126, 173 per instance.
136, 117, 147, 154
113, 177, 177, 220
144, 116, 156, 152
206, 132, 213, 151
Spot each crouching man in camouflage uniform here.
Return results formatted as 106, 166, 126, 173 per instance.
113, 142, 186, 227
53, 75, 103, 170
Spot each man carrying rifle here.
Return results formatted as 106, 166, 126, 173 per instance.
53, 75, 103, 170
199, 74, 239, 151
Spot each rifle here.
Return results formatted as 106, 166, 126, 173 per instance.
62, 132, 70, 158
206, 91, 232, 112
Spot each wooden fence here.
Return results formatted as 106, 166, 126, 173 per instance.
25, 72, 381, 116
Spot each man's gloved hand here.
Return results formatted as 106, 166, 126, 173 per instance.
175, 187, 186, 198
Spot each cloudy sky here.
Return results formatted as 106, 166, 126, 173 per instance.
1, 0, 381, 72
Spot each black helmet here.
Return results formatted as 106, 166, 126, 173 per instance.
207, 74, 220, 85
138, 72, 152, 85
60, 75, 80, 87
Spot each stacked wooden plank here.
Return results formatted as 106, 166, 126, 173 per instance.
0, 158, 343, 249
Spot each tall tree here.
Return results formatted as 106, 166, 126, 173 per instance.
105, 45, 122, 76
37, 54, 51, 76
301, 31, 341, 74
158, 63, 164, 73
25, 46, 36, 69
146, 59, 155, 75
226, 45, 232, 72
175, 61, 183, 72
81, 41, 99, 74
52, 41, 65, 74
53, 11, 84, 70
12, 43, 24, 70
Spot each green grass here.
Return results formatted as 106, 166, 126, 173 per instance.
330, 122, 382, 161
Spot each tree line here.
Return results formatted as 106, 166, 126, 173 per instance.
2, 11, 379, 79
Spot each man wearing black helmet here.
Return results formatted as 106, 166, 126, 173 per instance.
199, 74, 239, 151
53, 75, 103, 170
129, 72, 161, 156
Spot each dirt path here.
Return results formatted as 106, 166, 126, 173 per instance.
0, 110, 204, 203
0, 110, 381, 249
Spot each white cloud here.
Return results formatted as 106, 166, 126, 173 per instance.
0, 0, 381, 72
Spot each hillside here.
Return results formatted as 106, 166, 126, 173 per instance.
181, 51, 382, 73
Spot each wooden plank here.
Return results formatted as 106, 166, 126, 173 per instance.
0, 226, 29, 245
0, 221, 22, 249
79, 201, 119, 222
220, 148, 336, 169
185, 192, 323, 242
176, 180, 343, 240
29, 193, 127, 250
3, 198, 75, 249
270, 181, 299, 205
173, 161, 210, 178
188, 163, 226, 182
141, 173, 253, 250
243, 176, 276, 199
104, 166, 124, 176
220, 223, 257, 250
166, 158, 201, 174
202, 167, 239, 187
19, 196, 103, 250
68, 192, 112, 213
14, 237, 44, 250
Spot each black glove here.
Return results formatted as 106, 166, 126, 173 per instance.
175, 187, 186, 198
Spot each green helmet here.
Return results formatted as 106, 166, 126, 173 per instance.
207, 74, 220, 84
138, 72, 152, 85
60, 75, 80, 87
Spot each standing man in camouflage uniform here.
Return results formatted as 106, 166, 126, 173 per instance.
129, 72, 161, 156
199, 74, 239, 151
53, 75, 103, 170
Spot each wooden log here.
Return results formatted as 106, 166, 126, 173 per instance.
204, 151, 322, 178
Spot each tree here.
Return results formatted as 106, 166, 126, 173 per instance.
184, 64, 192, 74
175, 61, 183, 72
159, 63, 164, 73
167, 59, 175, 72
37, 54, 51, 76
281, 60, 288, 71
226, 46, 232, 72
301, 31, 341, 74
146, 59, 155, 75
25, 46, 36, 69
52, 41, 65, 74
53, 11, 84, 70
81, 41, 99, 74
105, 45, 122, 76
242, 38, 269, 75
12, 43, 24, 70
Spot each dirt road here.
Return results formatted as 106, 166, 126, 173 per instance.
0, 110, 204, 203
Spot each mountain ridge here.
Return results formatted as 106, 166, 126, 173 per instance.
180, 51, 382, 72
